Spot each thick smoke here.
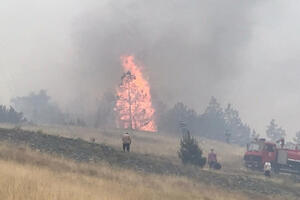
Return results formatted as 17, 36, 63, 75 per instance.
72, 0, 257, 109
4, 1, 300, 137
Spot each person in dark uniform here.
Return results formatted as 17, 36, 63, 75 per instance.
122, 133, 131, 152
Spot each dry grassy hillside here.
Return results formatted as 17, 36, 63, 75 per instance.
0, 144, 250, 200
0, 123, 245, 171
0, 125, 299, 199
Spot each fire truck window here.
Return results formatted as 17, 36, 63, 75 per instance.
266, 145, 274, 152
249, 143, 260, 151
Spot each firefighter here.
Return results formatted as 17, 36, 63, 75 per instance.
208, 149, 218, 169
264, 162, 271, 177
276, 138, 285, 148
122, 132, 131, 152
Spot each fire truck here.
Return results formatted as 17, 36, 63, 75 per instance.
244, 138, 300, 174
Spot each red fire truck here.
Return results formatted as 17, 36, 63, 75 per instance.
244, 138, 300, 174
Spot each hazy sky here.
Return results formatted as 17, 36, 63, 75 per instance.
1, 0, 300, 138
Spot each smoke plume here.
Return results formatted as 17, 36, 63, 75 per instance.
72, 0, 257, 109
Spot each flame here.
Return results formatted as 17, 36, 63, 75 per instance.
115, 55, 157, 132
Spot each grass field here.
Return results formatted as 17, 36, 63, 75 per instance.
0, 124, 298, 199
0, 144, 251, 200
0, 123, 245, 171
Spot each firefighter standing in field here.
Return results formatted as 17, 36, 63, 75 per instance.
264, 162, 271, 177
208, 149, 218, 169
264, 162, 272, 177
122, 133, 131, 152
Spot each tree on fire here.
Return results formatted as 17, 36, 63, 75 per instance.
116, 71, 153, 130
115, 55, 156, 132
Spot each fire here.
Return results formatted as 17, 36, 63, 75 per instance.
115, 55, 157, 132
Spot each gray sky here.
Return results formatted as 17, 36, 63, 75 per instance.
1, 0, 300, 138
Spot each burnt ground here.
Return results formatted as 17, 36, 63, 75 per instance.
0, 127, 299, 199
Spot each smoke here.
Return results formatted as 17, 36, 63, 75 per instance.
72, 0, 257, 109
1, 0, 257, 107
3, 0, 300, 137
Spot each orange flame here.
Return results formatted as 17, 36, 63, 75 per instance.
115, 55, 157, 132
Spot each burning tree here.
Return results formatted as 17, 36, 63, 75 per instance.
115, 55, 157, 132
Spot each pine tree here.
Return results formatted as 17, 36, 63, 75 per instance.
293, 131, 300, 145
251, 129, 260, 140
201, 97, 226, 141
178, 131, 206, 167
205, 96, 223, 115
266, 119, 286, 142
115, 71, 156, 131
116, 71, 137, 129
224, 104, 251, 145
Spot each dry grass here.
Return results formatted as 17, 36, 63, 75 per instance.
0, 123, 245, 171
0, 143, 251, 200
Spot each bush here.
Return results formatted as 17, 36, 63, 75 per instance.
0, 105, 26, 124
178, 131, 206, 167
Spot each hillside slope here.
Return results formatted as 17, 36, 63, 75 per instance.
0, 123, 245, 171
0, 127, 299, 199
0, 144, 251, 200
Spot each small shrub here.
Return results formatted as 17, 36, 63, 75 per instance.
0, 105, 26, 124
90, 137, 96, 143
178, 131, 206, 167
13, 125, 22, 131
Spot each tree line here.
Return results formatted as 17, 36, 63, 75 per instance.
156, 97, 251, 145
9, 90, 86, 127
93, 94, 252, 145
5, 89, 300, 146
94, 93, 300, 146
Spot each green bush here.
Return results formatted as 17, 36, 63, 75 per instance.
178, 131, 206, 167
